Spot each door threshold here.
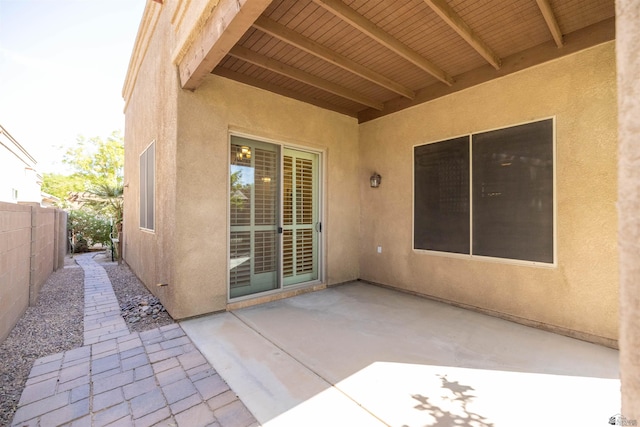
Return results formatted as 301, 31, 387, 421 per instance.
227, 283, 326, 311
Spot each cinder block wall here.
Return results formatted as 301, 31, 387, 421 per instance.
0, 202, 67, 343
29, 206, 57, 305
0, 203, 32, 342
55, 210, 67, 271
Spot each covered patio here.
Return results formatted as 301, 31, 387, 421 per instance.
181, 282, 619, 426
122, 0, 640, 419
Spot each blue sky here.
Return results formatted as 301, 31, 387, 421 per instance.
0, 0, 146, 172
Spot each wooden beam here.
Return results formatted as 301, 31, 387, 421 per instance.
423, 0, 501, 69
311, 0, 454, 86
252, 16, 415, 99
213, 68, 358, 117
178, 0, 272, 90
358, 17, 615, 123
536, 0, 564, 48
228, 46, 384, 110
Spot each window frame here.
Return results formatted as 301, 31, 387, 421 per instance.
139, 140, 156, 232
412, 117, 557, 268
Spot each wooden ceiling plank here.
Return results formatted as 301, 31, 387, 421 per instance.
311, 0, 454, 86
382, 3, 425, 36
275, 0, 309, 27
535, 0, 564, 47
179, 0, 272, 90
253, 16, 415, 99
358, 16, 615, 123
423, 0, 502, 69
458, 1, 551, 60
213, 67, 358, 116
298, 6, 338, 42
228, 45, 384, 110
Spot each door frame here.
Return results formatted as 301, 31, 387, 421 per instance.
226, 131, 326, 303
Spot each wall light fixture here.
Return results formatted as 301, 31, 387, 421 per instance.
370, 172, 381, 188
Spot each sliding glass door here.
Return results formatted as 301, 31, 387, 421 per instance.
229, 136, 320, 299
282, 148, 319, 286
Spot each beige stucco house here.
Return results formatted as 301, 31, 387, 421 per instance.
122, 0, 640, 415
0, 125, 61, 207
0, 125, 43, 205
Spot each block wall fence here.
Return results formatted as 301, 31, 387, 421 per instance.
0, 202, 67, 342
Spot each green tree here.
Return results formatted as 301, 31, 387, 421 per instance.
42, 131, 125, 255
230, 170, 246, 208
62, 131, 124, 189
41, 173, 85, 206
83, 183, 124, 226
42, 132, 124, 207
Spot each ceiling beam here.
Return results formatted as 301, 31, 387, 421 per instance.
228, 46, 384, 110
535, 0, 564, 47
358, 17, 615, 123
213, 68, 358, 117
423, 0, 501, 69
311, 0, 454, 86
178, 0, 272, 90
252, 16, 415, 99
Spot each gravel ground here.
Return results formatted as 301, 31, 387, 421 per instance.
0, 257, 83, 427
0, 251, 175, 426
100, 255, 175, 334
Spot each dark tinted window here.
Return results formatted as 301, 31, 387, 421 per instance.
413, 119, 554, 264
414, 136, 470, 254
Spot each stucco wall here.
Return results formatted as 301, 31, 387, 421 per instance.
123, 3, 179, 309
124, 2, 360, 319
617, 0, 640, 417
123, 3, 618, 340
167, 75, 360, 318
0, 128, 40, 204
359, 41, 618, 345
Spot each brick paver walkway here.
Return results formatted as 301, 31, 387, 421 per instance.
11, 253, 258, 427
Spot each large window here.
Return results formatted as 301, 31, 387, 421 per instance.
140, 141, 155, 231
414, 118, 554, 264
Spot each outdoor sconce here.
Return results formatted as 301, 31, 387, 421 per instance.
370, 172, 381, 188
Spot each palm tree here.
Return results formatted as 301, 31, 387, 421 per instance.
83, 183, 124, 226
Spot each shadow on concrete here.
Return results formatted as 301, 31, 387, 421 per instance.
405, 375, 494, 427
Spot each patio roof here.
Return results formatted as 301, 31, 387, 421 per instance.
177, 0, 615, 122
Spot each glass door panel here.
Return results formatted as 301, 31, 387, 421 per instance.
229, 138, 321, 299
283, 148, 319, 286
229, 137, 279, 298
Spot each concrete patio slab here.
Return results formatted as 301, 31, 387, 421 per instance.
180, 312, 385, 426
181, 282, 620, 427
